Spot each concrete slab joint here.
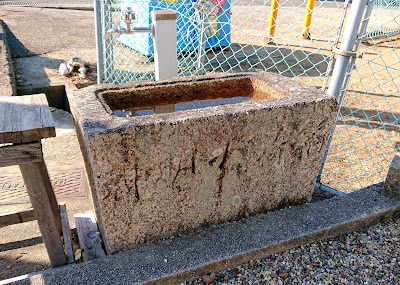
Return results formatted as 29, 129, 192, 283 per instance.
67, 71, 338, 254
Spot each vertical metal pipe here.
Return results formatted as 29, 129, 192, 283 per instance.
326, 0, 368, 99
322, 0, 350, 91
317, 0, 370, 183
266, 0, 280, 42
103, 0, 113, 83
339, 0, 374, 107
197, 15, 207, 75
94, 0, 104, 84
301, 0, 316, 39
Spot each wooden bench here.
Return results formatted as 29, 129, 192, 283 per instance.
0, 94, 67, 267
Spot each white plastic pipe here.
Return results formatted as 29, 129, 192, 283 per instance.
151, 10, 178, 81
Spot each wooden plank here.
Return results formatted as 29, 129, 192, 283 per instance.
74, 211, 106, 262
0, 94, 56, 144
2, 96, 20, 143
19, 161, 67, 267
21, 95, 41, 143
0, 208, 36, 227
0, 142, 43, 167
60, 203, 75, 264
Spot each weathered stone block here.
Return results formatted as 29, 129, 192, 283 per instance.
383, 153, 400, 199
68, 72, 338, 254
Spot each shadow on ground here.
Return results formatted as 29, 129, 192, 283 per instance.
0, 235, 51, 281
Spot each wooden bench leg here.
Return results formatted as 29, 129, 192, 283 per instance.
19, 161, 67, 267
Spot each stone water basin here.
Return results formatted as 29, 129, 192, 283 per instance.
68, 72, 338, 254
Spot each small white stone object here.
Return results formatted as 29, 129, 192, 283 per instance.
78, 66, 87, 78
59, 62, 71, 76
59, 56, 87, 78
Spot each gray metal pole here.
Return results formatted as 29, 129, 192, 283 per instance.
316, 0, 369, 187
322, 0, 350, 91
339, 0, 374, 107
327, 0, 368, 99
197, 15, 207, 75
94, 0, 105, 84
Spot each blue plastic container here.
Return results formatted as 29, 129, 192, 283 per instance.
118, 0, 231, 56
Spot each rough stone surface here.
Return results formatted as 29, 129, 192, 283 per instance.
383, 153, 400, 199
3, 188, 400, 285
67, 72, 338, 254
0, 20, 16, 96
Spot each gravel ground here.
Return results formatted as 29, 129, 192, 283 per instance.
182, 217, 400, 285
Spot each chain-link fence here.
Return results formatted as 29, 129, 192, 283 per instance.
99, 0, 348, 85
365, 0, 400, 39
97, 0, 400, 193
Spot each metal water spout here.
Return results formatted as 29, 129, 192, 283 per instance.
104, 7, 152, 40
95, 6, 177, 82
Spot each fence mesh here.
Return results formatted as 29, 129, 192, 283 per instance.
365, 0, 400, 39
100, 0, 348, 85
98, 0, 400, 193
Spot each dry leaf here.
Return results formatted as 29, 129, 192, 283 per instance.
202, 272, 216, 284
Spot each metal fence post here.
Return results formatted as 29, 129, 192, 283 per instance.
316, 0, 370, 192
339, 0, 374, 108
151, 10, 178, 81
326, 0, 368, 99
94, 0, 104, 84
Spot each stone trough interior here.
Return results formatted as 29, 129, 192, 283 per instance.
100, 77, 283, 117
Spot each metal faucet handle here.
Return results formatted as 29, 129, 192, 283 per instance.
121, 7, 136, 21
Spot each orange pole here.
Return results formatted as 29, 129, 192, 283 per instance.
265, 0, 280, 43
302, 0, 315, 39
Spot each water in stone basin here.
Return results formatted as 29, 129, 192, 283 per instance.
112, 91, 270, 117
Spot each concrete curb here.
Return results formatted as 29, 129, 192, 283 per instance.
0, 19, 16, 97
2, 188, 399, 285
